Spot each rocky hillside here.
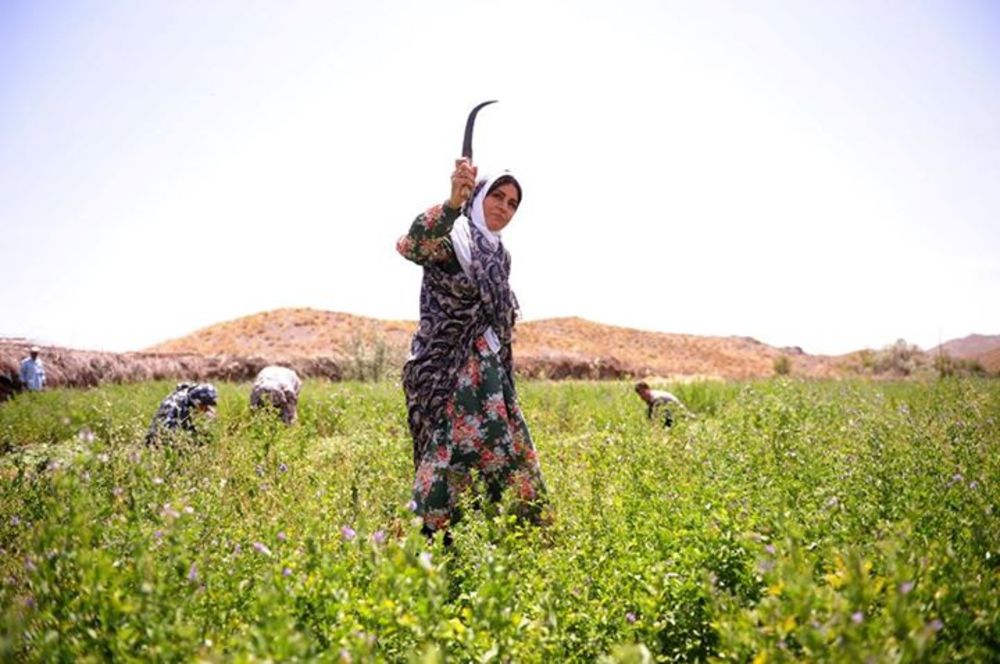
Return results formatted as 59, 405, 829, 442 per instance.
146, 308, 849, 380
5, 308, 992, 399
929, 334, 1000, 363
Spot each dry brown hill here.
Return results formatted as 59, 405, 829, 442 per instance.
146, 308, 848, 381
5, 309, 991, 398
929, 334, 1000, 361
978, 347, 1000, 375
146, 308, 415, 360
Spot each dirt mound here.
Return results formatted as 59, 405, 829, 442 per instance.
146, 309, 851, 382
978, 347, 1000, 374
146, 308, 415, 359
928, 334, 1000, 362
513, 317, 846, 380
14, 309, 957, 398
0, 340, 344, 402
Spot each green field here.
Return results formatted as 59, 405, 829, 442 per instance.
1, 379, 997, 661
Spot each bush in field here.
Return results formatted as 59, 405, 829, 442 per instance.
772, 355, 791, 376
873, 339, 923, 376
933, 351, 987, 379
1, 378, 998, 661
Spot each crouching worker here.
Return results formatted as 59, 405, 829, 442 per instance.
249, 366, 301, 425
145, 382, 218, 446
635, 381, 686, 428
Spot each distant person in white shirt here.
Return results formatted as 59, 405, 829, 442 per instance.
250, 366, 302, 424
635, 381, 685, 427
19, 346, 46, 391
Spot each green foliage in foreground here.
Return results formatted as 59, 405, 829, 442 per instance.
0, 378, 998, 662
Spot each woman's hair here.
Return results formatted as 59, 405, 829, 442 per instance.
487, 174, 522, 205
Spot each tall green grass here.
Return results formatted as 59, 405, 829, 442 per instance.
0, 378, 997, 661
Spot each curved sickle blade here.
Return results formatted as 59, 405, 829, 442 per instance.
461, 100, 498, 161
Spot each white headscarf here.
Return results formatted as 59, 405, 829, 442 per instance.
448, 171, 521, 353
449, 172, 513, 274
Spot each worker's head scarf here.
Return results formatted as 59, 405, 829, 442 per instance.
448, 171, 522, 350
451, 171, 522, 274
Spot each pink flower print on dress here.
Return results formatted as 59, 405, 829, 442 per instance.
451, 414, 485, 451
415, 463, 437, 495
395, 236, 413, 256
480, 447, 508, 474
422, 205, 443, 230
484, 393, 508, 421
434, 444, 452, 466
511, 470, 538, 502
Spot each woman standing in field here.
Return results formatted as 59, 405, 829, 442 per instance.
396, 157, 547, 536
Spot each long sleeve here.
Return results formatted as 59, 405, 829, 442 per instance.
396, 203, 462, 270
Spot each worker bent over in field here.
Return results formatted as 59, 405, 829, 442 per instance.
634, 381, 686, 428
249, 366, 302, 425
146, 382, 218, 446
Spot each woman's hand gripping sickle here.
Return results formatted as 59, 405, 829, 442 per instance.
448, 157, 478, 210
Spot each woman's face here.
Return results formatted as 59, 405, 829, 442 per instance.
483, 182, 520, 232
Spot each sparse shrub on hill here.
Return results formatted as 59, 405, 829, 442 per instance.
875, 338, 922, 376
772, 355, 791, 376
849, 340, 990, 379
344, 333, 404, 381
933, 351, 987, 378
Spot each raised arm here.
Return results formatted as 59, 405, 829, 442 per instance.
395, 203, 463, 266
396, 157, 477, 267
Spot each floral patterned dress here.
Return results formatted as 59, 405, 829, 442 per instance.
397, 201, 547, 532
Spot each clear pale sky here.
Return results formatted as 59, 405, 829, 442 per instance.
2, 1, 997, 356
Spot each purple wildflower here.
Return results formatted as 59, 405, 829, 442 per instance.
899, 580, 915, 595
278, 463, 288, 473
283, 567, 292, 577
112, 486, 124, 498
626, 612, 637, 624
252, 542, 272, 556
23, 558, 36, 573
406, 500, 417, 512
233, 543, 242, 555
154, 529, 164, 540
928, 618, 944, 632
10, 516, 20, 527
765, 544, 776, 555
341, 526, 356, 542
277, 531, 287, 542
851, 611, 864, 624
187, 563, 198, 583
372, 530, 387, 545
255, 465, 264, 477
